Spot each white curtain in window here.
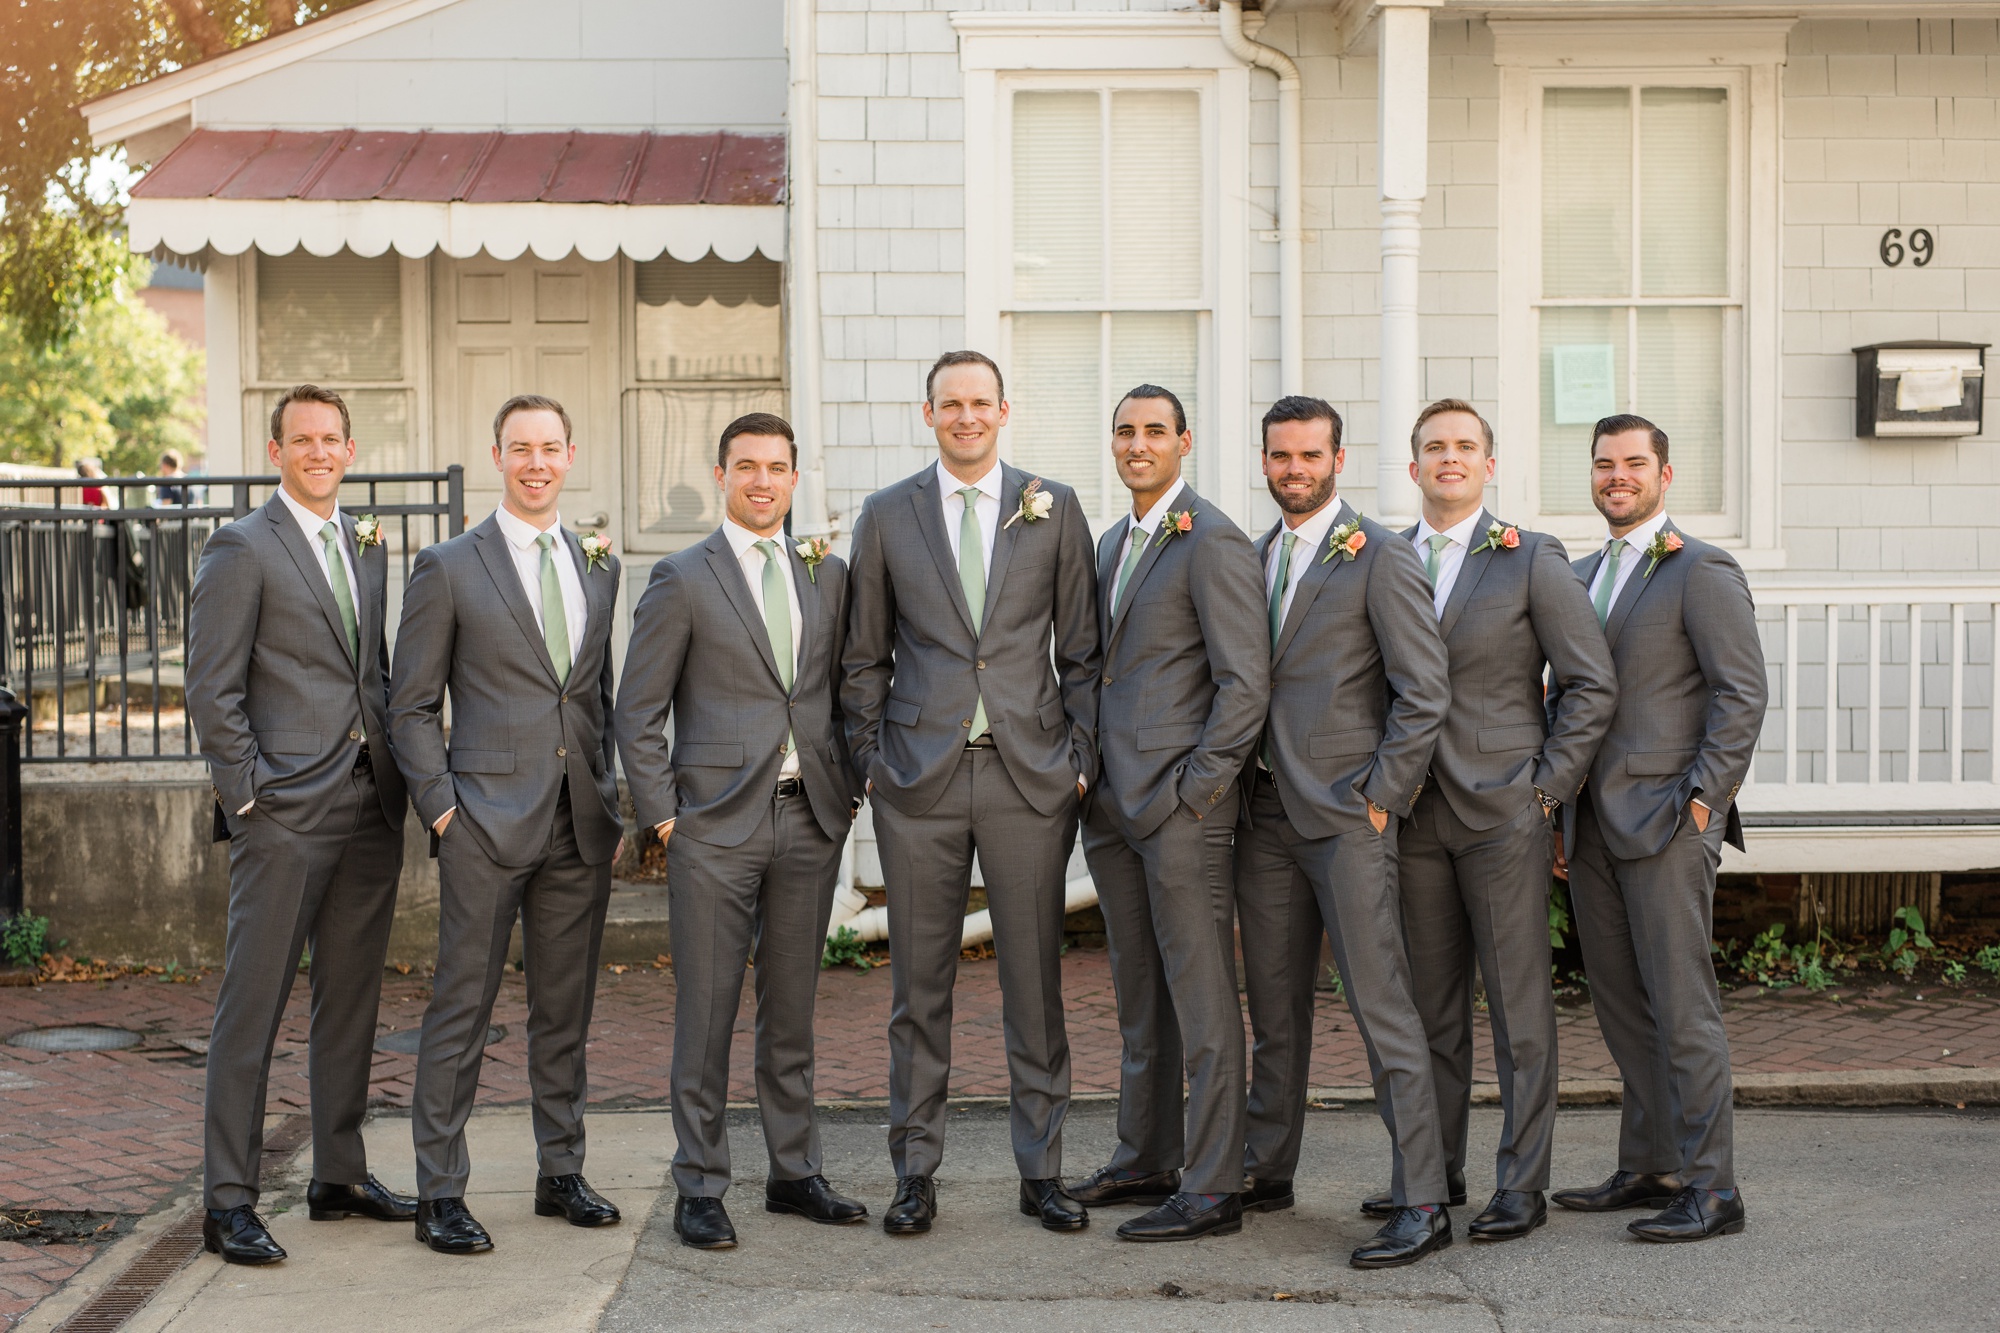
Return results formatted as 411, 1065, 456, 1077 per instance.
1637, 306, 1725, 512
1640, 88, 1728, 298
257, 251, 402, 382
1013, 92, 1103, 303
1538, 306, 1626, 515
632, 386, 788, 534
1008, 313, 1103, 514
1541, 88, 1630, 301
634, 255, 784, 382
1109, 91, 1202, 304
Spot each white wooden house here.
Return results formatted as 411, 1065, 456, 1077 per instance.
84, 0, 2000, 889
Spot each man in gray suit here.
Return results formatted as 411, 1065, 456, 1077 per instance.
1550, 414, 1766, 1243
188, 384, 415, 1265
615, 412, 867, 1250
390, 394, 625, 1254
1391, 399, 1616, 1241
1235, 396, 1453, 1269
842, 350, 1101, 1235
1066, 386, 1265, 1242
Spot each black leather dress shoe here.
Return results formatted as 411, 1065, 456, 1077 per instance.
1349, 1205, 1451, 1269
1362, 1169, 1466, 1218
673, 1195, 737, 1249
1628, 1187, 1745, 1243
307, 1175, 418, 1222
1239, 1178, 1295, 1213
1064, 1165, 1181, 1206
1019, 1178, 1088, 1231
1468, 1189, 1547, 1241
415, 1197, 493, 1254
1552, 1169, 1684, 1213
202, 1206, 285, 1265
766, 1174, 868, 1224
883, 1175, 936, 1235
534, 1174, 620, 1227
1115, 1192, 1243, 1242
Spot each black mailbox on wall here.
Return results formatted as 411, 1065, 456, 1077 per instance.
1854, 341, 1987, 438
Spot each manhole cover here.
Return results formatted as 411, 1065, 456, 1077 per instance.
374, 1025, 504, 1055
5, 1026, 142, 1053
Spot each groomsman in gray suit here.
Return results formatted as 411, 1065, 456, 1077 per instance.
1066, 386, 1266, 1242
1234, 396, 1453, 1269
1550, 414, 1766, 1243
1392, 399, 1616, 1241
188, 384, 415, 1265
842, 350, 1102, 1235
615, 412, 868, 1250
390, 394, 626, 1254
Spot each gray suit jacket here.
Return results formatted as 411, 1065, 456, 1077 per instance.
1397, 509, 1616, 831
187, 495, 407, 834
1249, 498, 1450, 840
615, 529, 861, 847
1555, 521, 1767, 859
1093, 488, 1268, 837
842, 462, 1101, 819
388, 513, 623, 868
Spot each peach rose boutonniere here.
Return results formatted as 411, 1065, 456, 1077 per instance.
579, 531, 614, 572
353, 515, 383, 551
1471, 522, 1520, 556
795, 535, 833, 583
1642, 529, 1684, 579
1154, 508, 1197, 548
1322, 518, 1367, 564
1003, 477, 1054, 529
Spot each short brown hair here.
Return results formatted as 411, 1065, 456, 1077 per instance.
1260, 395, 1342, 451
159, 449, 184, 470
717, 412, 797, 469
1591, 413, 1669, 467
492, 394, 573, 447
269, 384, 351, 443
1410, 398, 1495, 459
925, 350, 1005, 405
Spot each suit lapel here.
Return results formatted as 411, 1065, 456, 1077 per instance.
787, 542, 819, 691
1437, 508, 1498, 641
265, 499, 357, 668
1095, 524, 1123, 644
910, 470, 977, 637
1272, 498, 1351, 664
1107, 486, 1196, 653
563, 527, 614, 675
1604, 520, 1673, 648
474, 520, 562, 687
982, 464, 1026, 618
704, 530, 787, 691
345, 512, 376, 673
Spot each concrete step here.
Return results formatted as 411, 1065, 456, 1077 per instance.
601, 879, 671, 963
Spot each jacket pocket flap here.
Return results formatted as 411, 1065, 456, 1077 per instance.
675, 742, 744, 768
256, 730, 319, 755
1307, 728, 1378, 759
885, 696, 921, 727
1477, 723, 1545, 753
1039, 698, 1065, 731
1136, 722, 1203, 752
448, 747, 515, 775
1626, 749, 1696, 777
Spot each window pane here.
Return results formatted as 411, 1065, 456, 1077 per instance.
1539, 306, 1627, 515
1640, 88, 1729, 297
632, 386, 788, 533
635, 254, 784, 381
1542, 88, 1631, 299
257, 251, 402, 381
1109, 90, 1202, 303
1108, 311, 1199, 494
1013, 91, 1103, 302
1636, 306, 1725, 513
1009, 313, 1103, 515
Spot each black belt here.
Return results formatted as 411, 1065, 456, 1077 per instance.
1255, 765, 1279, 786
964, 734, 996, 751
775, 776, 803, 798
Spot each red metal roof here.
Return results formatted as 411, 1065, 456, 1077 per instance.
133, 129, 786, 206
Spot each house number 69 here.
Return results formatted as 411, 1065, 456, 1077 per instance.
1880, 228, 1934, 267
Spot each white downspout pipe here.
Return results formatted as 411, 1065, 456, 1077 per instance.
1373, 4, 1434, 525
1220, 1, 1304, 396
786, 0, 830, 537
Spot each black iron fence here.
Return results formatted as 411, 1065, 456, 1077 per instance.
0, 468, 464, 762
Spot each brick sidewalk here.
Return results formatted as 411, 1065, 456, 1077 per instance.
3, 949, 1998, 1324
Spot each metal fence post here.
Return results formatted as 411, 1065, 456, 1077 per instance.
231, 480, 252, 520
446, 465, 465, 537
0, 687, 26, 920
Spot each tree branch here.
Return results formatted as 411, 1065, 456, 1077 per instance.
158, 0, 229, 57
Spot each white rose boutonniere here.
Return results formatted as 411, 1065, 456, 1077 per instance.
353, 515, 383, 551
795, 535, 832, 583
580, 531, 614, 572
1004, 477, 1054, 529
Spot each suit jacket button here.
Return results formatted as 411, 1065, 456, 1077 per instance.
1102, 676, 1113, 686
961, 719, 972, 728
349, 730, 360, 741
977, 660, 986, 670
561, 693, 569, 703
557, 747, 567, 758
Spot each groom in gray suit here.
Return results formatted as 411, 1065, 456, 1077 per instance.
1393, 399, 1615, 1241
1550, 414, 1766, 1243
1235, 396, 1453, 1269
1067, 385, 1266, 1242
842, 350, 1102, 1235
615, 412, 868, 1250
390, 394, 625, 1254
188, 384, 414, 1265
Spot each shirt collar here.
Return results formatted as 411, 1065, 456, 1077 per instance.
1275, 492, 1346, 552
1415, 507, 1486, 549
1608, 508, 1670, 554
276, 485, 341, 538
493, 503, 563, 552
1128, 477, 1189, 537
936, 458, 1004, 504
722, 517, 787, 560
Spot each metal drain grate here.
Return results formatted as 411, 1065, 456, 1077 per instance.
7, 1026, 141, 1053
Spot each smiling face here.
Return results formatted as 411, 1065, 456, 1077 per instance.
1111, 395, 1191, 516
1261, 417, 1341, 523
267, 400, 355, 517
1591, 428, 1672, 536
715, 432, 797, 538
923, 362, 1009, 481
1409, 410, 1495, 528
493, 407, 575, 526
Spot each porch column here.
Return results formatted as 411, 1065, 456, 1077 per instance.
1374, 2, 1437, 524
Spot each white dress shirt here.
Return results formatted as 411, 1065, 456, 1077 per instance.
1410, 508, 1486, 619
1587, 507, 1671, 621
937, 458, 1003, 579
1264, 493, 1343, 626
721, 517, 803, 780
276, 485, 358, 611
1112, 476, 1189, 606
492, 504, 588, 659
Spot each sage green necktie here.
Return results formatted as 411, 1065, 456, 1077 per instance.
1593, 539, 1625, 626
1266, 531, 1297, 647
318, 521, 359, 661
1425, 533, 1452, 586
1114, 523, 1147, 611
755, 539, 795, 755
535, 533, 572, 686
956, 487, 989, 740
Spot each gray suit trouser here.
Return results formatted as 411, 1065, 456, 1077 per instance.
666, 792, 843, 1198
205, 765, 402, 1210
414, 785, 614, 1198
1236, 778, 1448, 1205
1568, 793, 1735, 1189
1400, 790, 1558, 1192
1081, 802, 1245, 1194
875, 747, 1075, 1180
